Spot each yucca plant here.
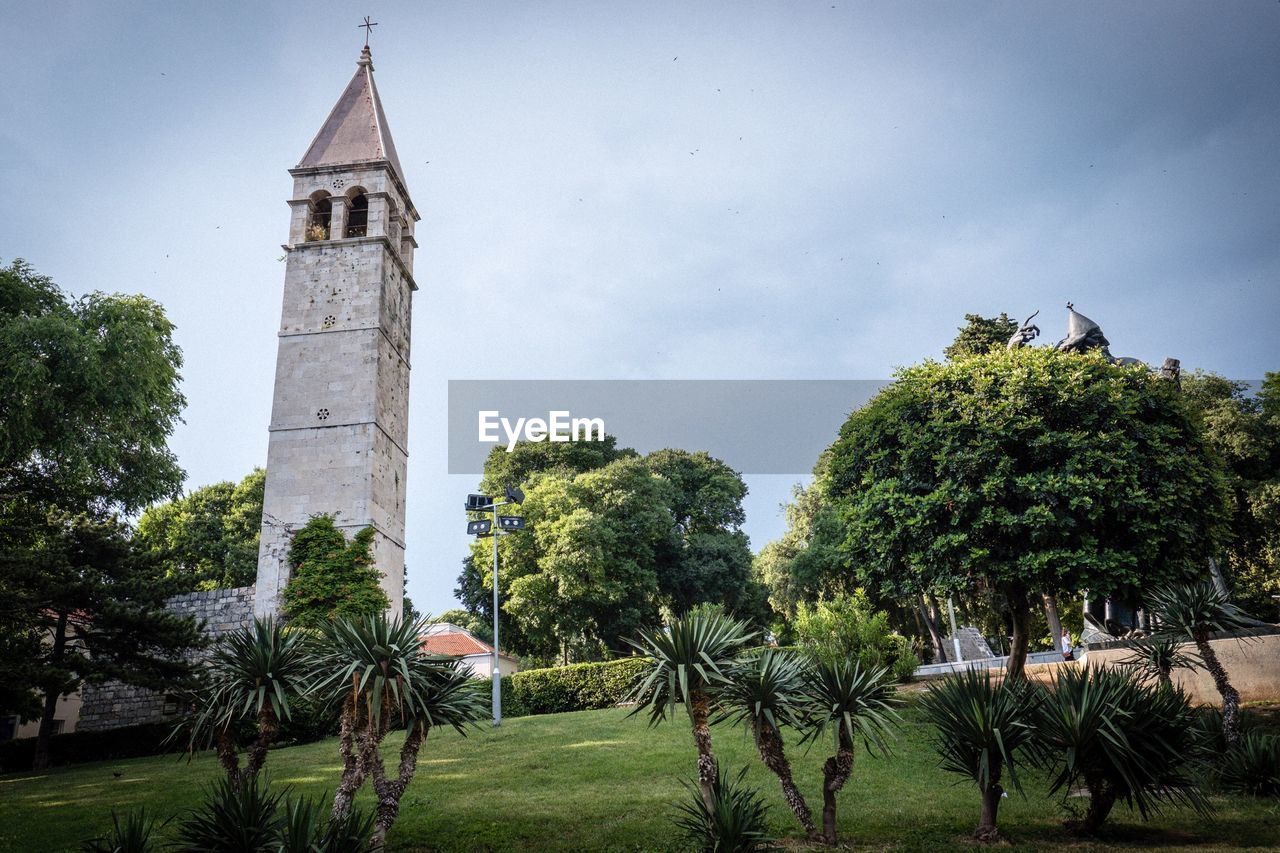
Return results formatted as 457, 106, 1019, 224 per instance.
176, 617, 310, 784
175, 773, 283, 852
714, 649, 818, 840
801, 660, 900, 845
1148, 581, 1256, 745
1037, 665, 1207, 834
1117, 637, 1200, 688
275, 795, 376, 852
1216, 731, 1280, 797
626, 613, 756, 811
920, 669, 1039, 842
673, 765, 778, 852
81, 808, 166, 853
307, 613, 486, 848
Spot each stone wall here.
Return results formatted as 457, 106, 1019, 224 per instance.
76, 586, 255, 732
943, 626, 997, 661
1079, 629, 1280, 706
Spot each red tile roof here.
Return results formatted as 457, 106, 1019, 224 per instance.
422, 631, 497, 658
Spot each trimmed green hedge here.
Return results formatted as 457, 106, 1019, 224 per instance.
0, 721, 180, 773
501, 658, 647, 718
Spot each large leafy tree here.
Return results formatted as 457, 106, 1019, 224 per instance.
504, 456, 674, 659
1180, 372, 1280, 617
136, 469, 265, 591
0, 259, 185, 512
754, 482, 849, 623
10, 514, 203, 770
1, 259, 197, 769
824, 348, 1229, 679
459, 441, 766, 660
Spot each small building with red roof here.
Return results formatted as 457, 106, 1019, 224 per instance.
421, 623, 520, 680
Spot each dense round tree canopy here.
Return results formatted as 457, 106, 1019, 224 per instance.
823, 347, 1229, 677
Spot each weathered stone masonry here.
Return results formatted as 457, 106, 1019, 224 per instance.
77, 586, 255, 732
254, 45, 417, 620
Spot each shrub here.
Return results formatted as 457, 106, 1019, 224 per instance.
673, 765, 777, 852
921, 669, 1040, 842
80, 808, 165, 853
0, 721, 179, 773
505, 658, 649, 716
175, 774, 282, 851
275, 795, 376, 852
1037, 666, 1206, 834
793, 591, 918, 682
1217, 732, 1280, 797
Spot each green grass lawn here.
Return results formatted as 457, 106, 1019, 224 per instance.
2, 704, 1277, 852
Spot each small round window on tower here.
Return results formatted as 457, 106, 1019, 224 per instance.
322, 315, 336, 328
316, 408, 331, 421
331, 177, 346, 190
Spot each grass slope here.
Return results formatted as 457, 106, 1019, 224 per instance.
1, 704, 1277, 851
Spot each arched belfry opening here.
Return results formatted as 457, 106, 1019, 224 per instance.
307, 192, 332, 241
345, 191, 368, 237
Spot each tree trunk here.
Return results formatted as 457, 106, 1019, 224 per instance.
215, 725, 241, 782
754, 721, 818, 840
820, 728, 854, 844
31, 611, 69, 772
243, 705, 278, 779
918, 595, 947, 663
1068, 774, 1116, 834
370, 721, 428, 849
1005, 587, 1032, 682
1196, 630, 1241, 746
689, 689, 718, 812
1042, 592, 1064, 648
975, 782, 1004, 842
331, 697, 365, 822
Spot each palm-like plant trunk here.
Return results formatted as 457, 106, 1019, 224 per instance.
369, 721, 429, 848
820, 727, 854, 844
1079, 772, 1117, 834
242, 705, 278, 780
215, 725, 240, 782
1195, 629, 1241, 746
975, 756, 1003, 842
753, 720, 818, 840
331, 695, 366, 821
689, 689, 718, 812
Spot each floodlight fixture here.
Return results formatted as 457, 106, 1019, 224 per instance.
467, 519, 492, 536
466, 493, 493, 511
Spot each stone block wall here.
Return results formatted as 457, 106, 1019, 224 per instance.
943, 626, 998, 661
76, 586, 255, 732
1080, 629, 1280, 706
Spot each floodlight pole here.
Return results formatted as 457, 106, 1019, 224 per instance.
489, 498, 507, 727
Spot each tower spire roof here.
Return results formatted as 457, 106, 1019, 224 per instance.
297, 46, 405, 184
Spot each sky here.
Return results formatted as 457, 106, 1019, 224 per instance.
3, 1, 1278, 616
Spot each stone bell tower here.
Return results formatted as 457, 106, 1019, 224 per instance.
255, 45, 417, 618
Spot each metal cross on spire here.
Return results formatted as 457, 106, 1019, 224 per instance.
359, 16, 378, 47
